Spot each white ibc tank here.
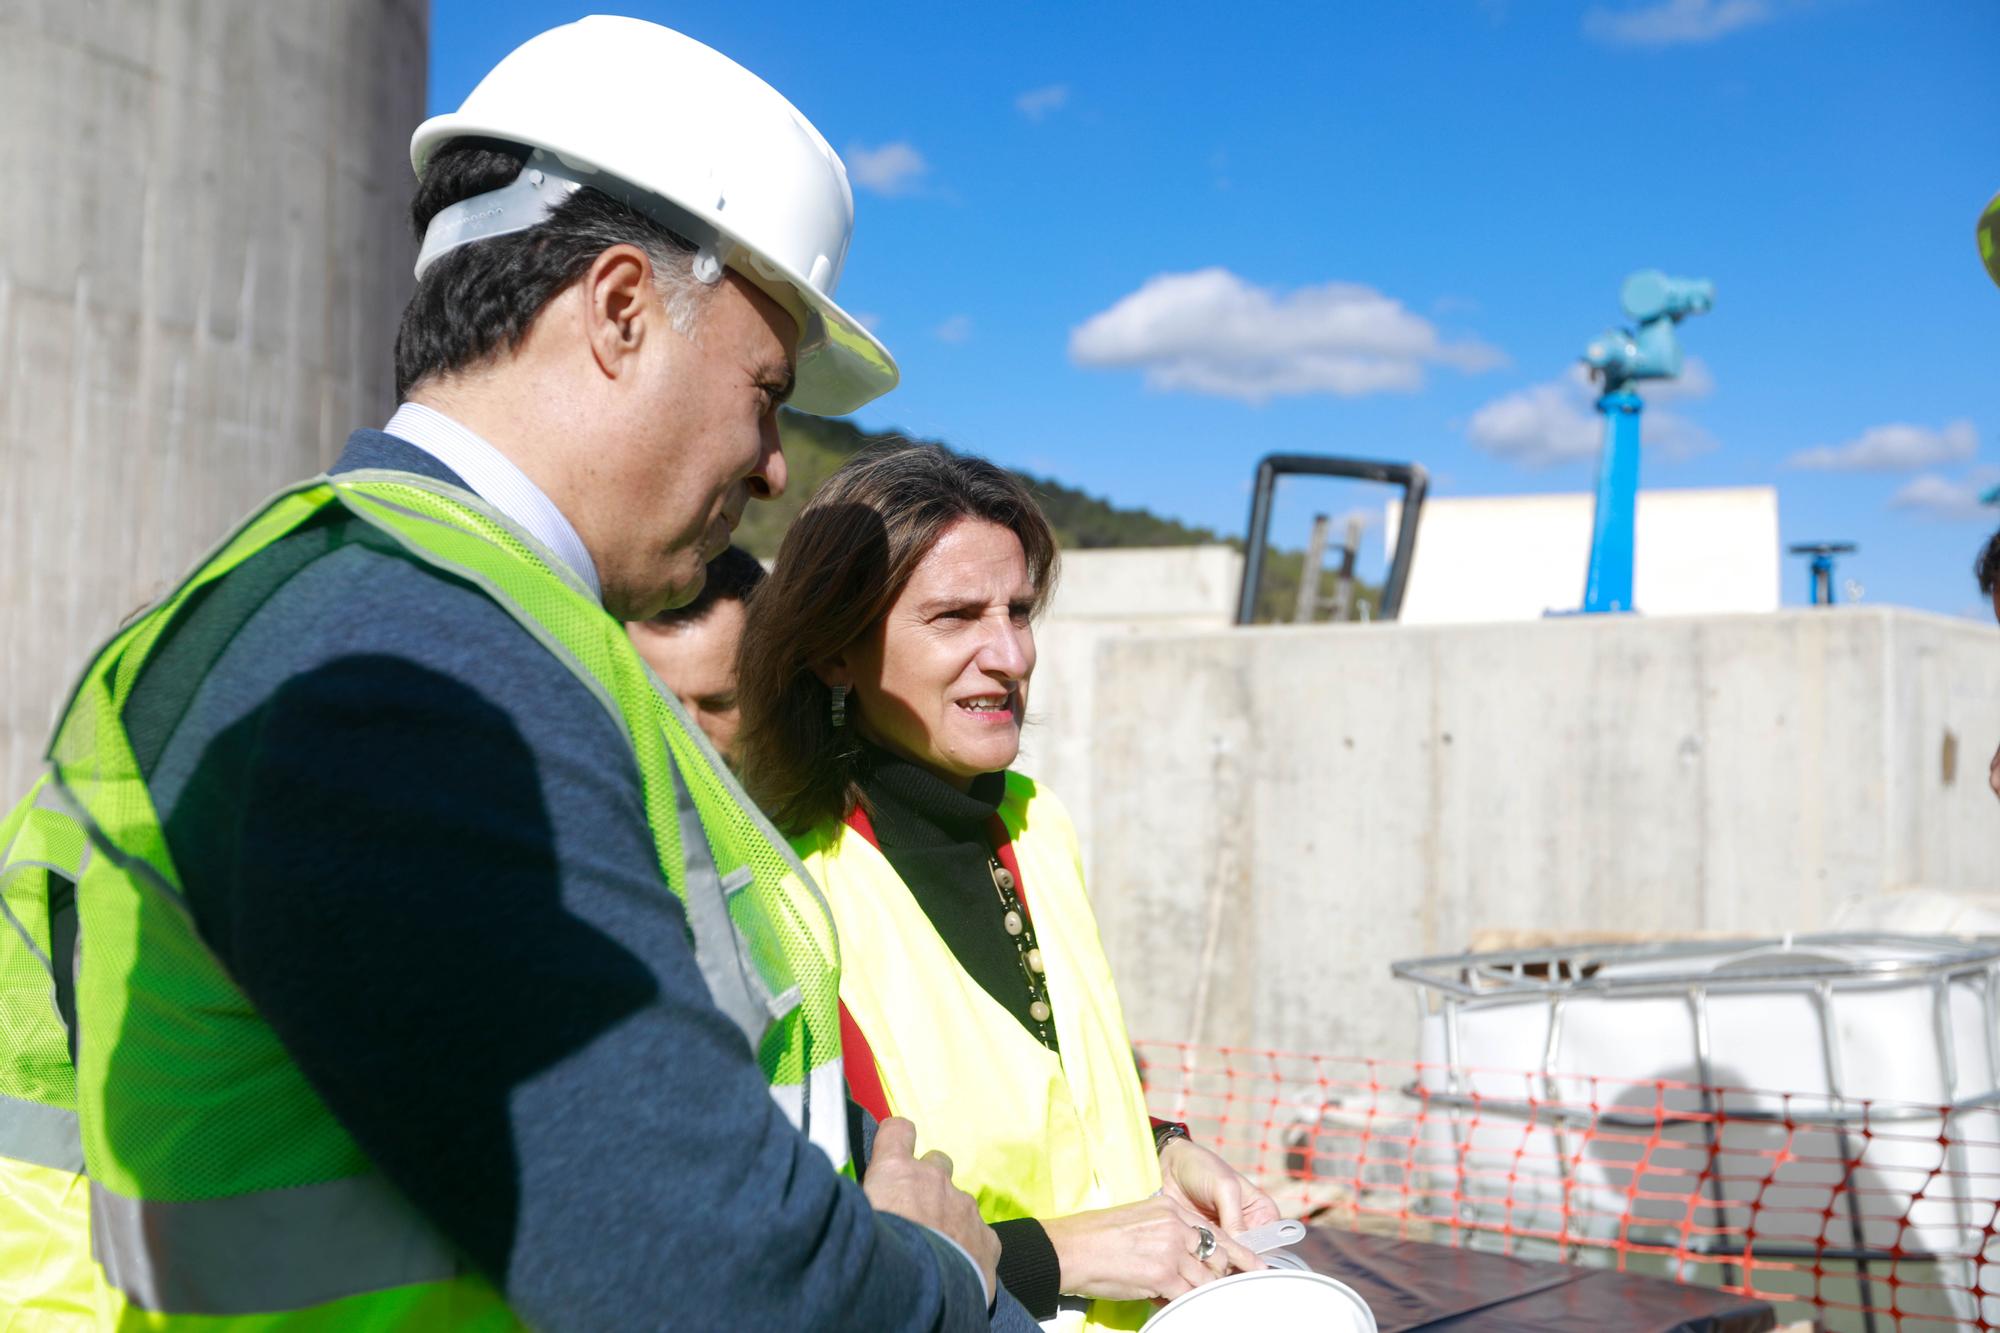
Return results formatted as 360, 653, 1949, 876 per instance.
1394, 935, 2000, 1325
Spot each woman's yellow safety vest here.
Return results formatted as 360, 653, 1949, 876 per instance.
796, 775, 1158, 1332
1, 470, 847, 1328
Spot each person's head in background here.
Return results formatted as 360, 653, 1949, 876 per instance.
1978, 530, 2000, 627
629, 545, 766, 764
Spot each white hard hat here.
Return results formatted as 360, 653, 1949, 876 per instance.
1142, 1269, 1377, 1332
409, 15, 896, 417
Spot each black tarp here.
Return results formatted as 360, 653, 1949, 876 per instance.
1293, 1228, 1780, 1332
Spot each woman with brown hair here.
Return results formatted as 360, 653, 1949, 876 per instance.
737, 444, 1277, 1331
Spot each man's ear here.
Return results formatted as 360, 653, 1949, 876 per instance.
583, 243, 654, 376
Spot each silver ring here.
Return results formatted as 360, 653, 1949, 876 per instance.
1192, 1225, 1216, 1262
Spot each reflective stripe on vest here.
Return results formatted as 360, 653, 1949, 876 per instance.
670, 752, 795, 1046
796, 775, 1158, 1332
0, 1090, 82, 1173
90, 1175, 461, 1316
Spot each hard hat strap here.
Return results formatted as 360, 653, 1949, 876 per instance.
413, 149, 729, 287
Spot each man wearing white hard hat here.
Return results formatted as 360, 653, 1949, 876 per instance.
0, 16, 1016, 1332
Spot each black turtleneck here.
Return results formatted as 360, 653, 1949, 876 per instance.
855, 744, 1055, 1047
854, 744, 1065, 1318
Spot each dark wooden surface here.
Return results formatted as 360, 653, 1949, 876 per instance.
1294, 1228, 1780, 1332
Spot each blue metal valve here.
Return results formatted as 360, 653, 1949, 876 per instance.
1789, 543, 1856, 606
1577, 270, 1714, 613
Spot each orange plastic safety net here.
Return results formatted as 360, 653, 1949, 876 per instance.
1135, 1039, 2000, 1331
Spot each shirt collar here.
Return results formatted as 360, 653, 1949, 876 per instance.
382, 402, 602, 601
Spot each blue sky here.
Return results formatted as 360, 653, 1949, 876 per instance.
430, 0, 2000, 615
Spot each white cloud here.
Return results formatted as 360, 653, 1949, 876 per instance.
1646, 354, 1716, 404
1467, 377, 1601, 467
1787, 419, 1977, 472
1890, 468, 2000, 522
853, 312, 882, 333
1467, 362, 1716, 468
934, 314, 973, 344
1015, 84, 1069, 121
845, 142, 927, 196
1068, 268, 1503, 404
1583, 0, 1775, 46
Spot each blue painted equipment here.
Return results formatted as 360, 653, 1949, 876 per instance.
1789, 542, 1856, 606
1577, 271, 1714, 613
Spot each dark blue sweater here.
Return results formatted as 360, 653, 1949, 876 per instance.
126, 431, 1011, 1332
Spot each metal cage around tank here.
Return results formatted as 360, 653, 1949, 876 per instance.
1391, 934, 2000, 1331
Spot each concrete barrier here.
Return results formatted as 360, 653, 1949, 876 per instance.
1016, 546, 1242, 854
1082, 607, 2000, 1063
1, 1, 424, 797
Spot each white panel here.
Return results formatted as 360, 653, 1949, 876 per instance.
1387, 487, 1781, 624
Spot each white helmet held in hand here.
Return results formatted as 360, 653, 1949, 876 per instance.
410, 15, 896, 417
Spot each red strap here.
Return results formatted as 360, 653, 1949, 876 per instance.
835, 809, 892, 1120
987, 815, 1032, 921
834, 801, 1032, 1123
844, 803, 880, 849
839, 1000, 892, 1123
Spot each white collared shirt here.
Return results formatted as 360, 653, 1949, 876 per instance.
382, 402, 602, 601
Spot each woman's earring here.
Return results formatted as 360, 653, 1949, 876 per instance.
829, 684, 850, 729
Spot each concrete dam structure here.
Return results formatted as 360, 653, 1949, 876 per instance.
1066, 605, 2000, 1065
0, 0, 426, 797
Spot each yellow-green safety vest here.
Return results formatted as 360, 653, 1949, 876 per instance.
795, 776, 1158, 1332
1, 469, 848, 1328
0, 774, 97, 1326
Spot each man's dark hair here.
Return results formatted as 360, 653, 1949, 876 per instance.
649, 546, 767, 628
394, 138, 710, 398
1976, 528, 2000, 598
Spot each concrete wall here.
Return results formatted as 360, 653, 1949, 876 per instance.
1, 0, 426, 797
1085, 608, 2000, 1063
1015, 546, 1241, 854
1388, 486, 1782, 623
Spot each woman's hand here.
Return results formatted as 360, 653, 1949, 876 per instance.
1158, 1137, 1281, 1236
1041, 1194, 1263, 1302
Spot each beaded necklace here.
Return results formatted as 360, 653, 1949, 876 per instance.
987, 852, 1058, 1051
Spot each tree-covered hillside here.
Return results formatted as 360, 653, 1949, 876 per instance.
733, 411, 1225, 560
739, 411, 1382, 624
